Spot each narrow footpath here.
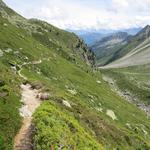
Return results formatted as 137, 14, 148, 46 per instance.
14, 84, 41, 150
14, 60, 42, 150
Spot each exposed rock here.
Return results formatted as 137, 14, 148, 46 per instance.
96, 80, 101, 84
4, 48, 12, 53
126, 123, 132, 129
0, 49, 4, 57
67, 89, 77, 95
106, 109, 117, 120
19, 105, 32, 117
88, 94, 94, 99
37, 71, 41, 75
37, 92, 49, 100
65, 85, 69, 89
11, 66, 17, 72
32, 60, 42, 65
31, 83, 42, 90
62, 100, 71, 108
13, 51, 19, 54
141, 127, 148, 135
103, 75, 150, 116
98, 102, 102, 106
3, 23, 8, 27
25, 56, 28, 60
95, 107, 103, 112
90, 99, 94, 103
52, 77, 58, 81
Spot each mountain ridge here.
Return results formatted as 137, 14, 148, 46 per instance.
68, 27, 141, 46
91, 32, 131, 66
102, 25, 150, 68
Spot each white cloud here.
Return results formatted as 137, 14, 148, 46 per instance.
112, 0, 150, 13
113, 0, 129, 7
4, 0, 150, 30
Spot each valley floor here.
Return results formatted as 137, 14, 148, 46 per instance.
102, 75, 150, 116
101, 65, 150, 116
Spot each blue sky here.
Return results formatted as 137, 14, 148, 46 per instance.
3, 0, 150, 30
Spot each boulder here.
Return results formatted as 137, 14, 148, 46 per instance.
31, 83, 42, 90
3, 23, 8, 27
37, 92, 49, 100
96, 80, 101, 84
4, 48, 12, 53
62, 100, 71, 108
67, 89, 77, 95
106, 109, 117, 120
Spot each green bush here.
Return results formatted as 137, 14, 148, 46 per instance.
33, 102, 104, 150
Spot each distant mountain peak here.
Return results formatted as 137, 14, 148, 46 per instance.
141, 25, 150, 33
144, 25, 150, 29
107, 31, 128, 39
136, 25, 150, 39
95, 31, 129, 45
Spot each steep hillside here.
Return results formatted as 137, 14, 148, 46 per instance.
91, 32, 131, 66
0, 0, 95, 67
0, 1, 150, 150
104, 25, 150, 68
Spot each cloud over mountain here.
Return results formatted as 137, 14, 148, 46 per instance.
4, 0, 150, 30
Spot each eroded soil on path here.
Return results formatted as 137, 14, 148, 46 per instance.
14, 84, 41, 150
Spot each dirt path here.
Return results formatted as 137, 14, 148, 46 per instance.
14, 84, 41, 150
18, 68, 27, 80
18, 59, 42, 80
14, 60, 43, 150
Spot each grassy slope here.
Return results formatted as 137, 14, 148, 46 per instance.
0, 61, 21, 150
95, 43, 124, 66
91, 32, 130, 66
102, 65, 150, 105
106, 27, 150, 65
0, 8, 150, 150
108, 38, 142, 64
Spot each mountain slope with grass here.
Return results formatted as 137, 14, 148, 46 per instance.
91, 32, 131, 66
103, 25, 150, 68
101, 65, 150, 115
0, 1, 150, 150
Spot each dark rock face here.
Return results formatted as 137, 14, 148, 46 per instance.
31, 83, 42, 90
37, 93, 49, 100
